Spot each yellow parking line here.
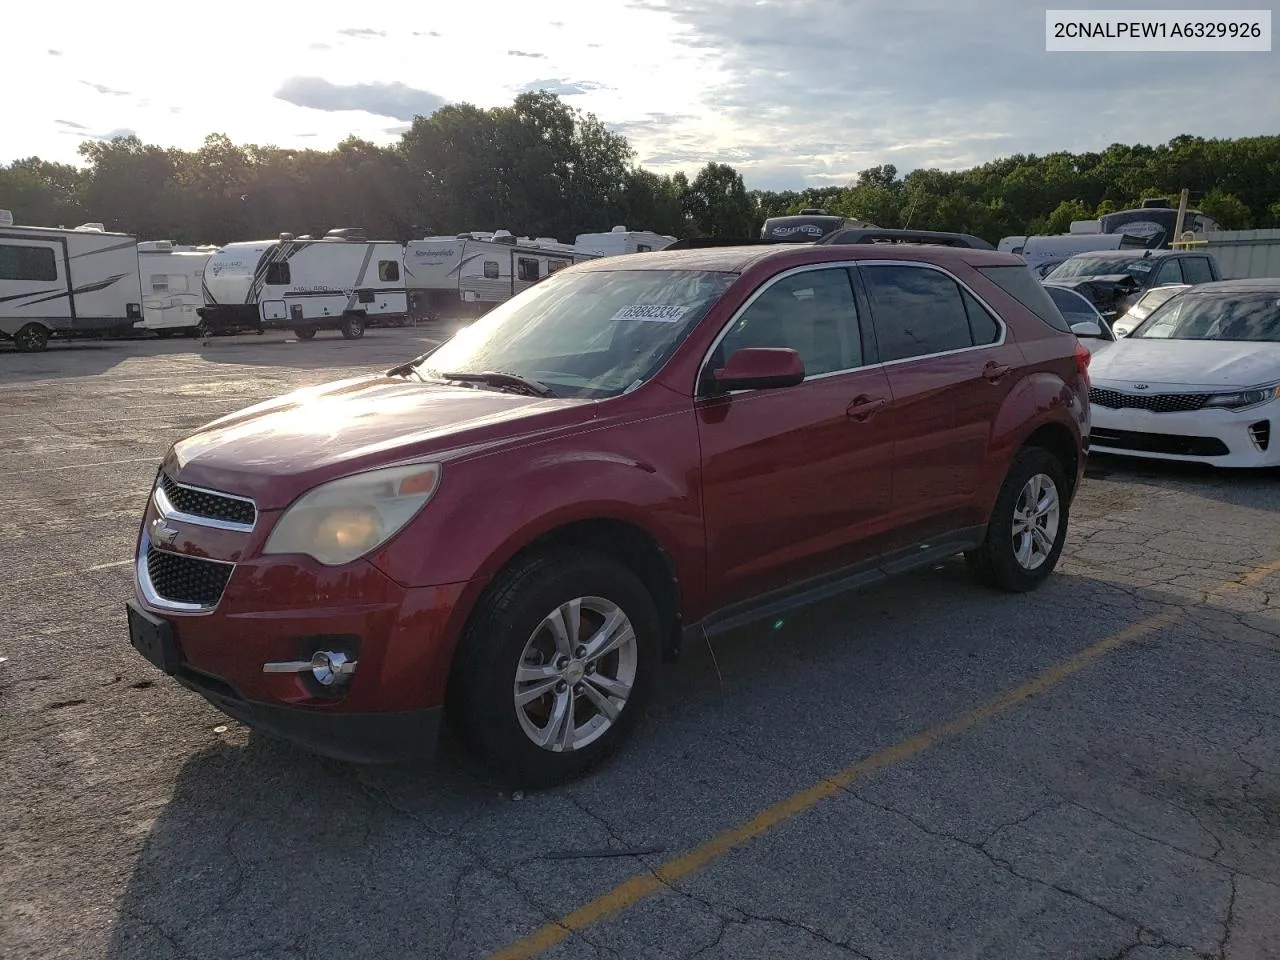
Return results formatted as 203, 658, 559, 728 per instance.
489, 558, 1280, 960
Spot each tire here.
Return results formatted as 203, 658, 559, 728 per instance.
451, 549, 660, 789
13, 323, 50, 353
293, 327, 317, 340
340, 314, 365, 340
966, 446, 1070, 592
194, 319, 212, 339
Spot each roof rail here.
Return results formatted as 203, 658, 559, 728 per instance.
663, 237, 781, 250
818, 228, 995, 250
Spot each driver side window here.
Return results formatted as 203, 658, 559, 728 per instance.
717, 268, 861, 377
1152, 259, 1183, 286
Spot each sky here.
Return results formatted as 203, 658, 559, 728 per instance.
5, 0, 1278, 192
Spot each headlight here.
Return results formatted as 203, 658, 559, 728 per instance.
1204, 387, 1280, 410
264, 462, 442, 566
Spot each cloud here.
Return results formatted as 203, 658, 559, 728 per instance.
79, 80, 131, 96
383, 123, 413, 135
309, 42, 332, 50
274, 77, 447, 121
550, 21, 565, 27
55, 119, 88, 130
413, 31, 442, 36
337, 28, 385, 38
508, 50, 547, 59
519, 78, 610, 96
646, 0, 1280, 183
48, 49, 61, 56
611, 113, 699, 139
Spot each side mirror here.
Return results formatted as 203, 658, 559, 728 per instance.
1071, 320, 1103, 338
712, 347, 805, 392
1112, 323, 1134, 338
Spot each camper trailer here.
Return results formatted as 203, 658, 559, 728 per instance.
1021, 232, 1154, 273
198, 229, 407, 340
0, 210, 143, 352
574, 226, 676, 258
137, 241, 218, 337
403, 230, 588, 320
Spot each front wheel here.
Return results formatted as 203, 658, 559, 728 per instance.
340, 314, 365, 340
293, 327, 316, 340
451, 550, 660, 788
966, 447, 1070, 592
13, 323, 50, 353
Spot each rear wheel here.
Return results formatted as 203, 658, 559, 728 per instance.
293, 327, 316, 340
194, 319, 212, 339
451, 550, 660, 788
13, 323, 50, 353
340, 314, 365, 340
966, 447, 1069, 592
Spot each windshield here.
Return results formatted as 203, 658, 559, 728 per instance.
1046, 256, 1154, 281
412, 268, 736, 398
1130, 292, 1280, 342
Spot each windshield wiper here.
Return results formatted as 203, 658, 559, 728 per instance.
439, 371, 556, 397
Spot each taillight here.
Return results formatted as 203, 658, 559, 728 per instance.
1074, 341, 1091, 385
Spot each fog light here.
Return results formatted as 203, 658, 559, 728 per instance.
311, 650, 353, 686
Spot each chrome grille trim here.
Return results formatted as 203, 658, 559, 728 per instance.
154, 471, 258, 532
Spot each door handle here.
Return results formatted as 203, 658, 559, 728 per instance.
982, 361, 1011, 383
847, 395, 888, 421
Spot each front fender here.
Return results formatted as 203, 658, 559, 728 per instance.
368, 407, 707, 609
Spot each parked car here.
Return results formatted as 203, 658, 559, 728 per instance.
1044, 250, 1221, 320
125, 242, 1090, 786
1088, 279, 1280, 467
1030, 258, 1066, 280
1111, 283, 1191, 338
1043, 283, 1116, 354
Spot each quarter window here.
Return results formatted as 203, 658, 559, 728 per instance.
860, 265, 977, 361
0, 244, 57, 282
962, 289, 1001, 345
717, 268, 861, 377
378, 259, 400, 282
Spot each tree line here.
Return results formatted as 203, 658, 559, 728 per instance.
3, 91, 1279, 247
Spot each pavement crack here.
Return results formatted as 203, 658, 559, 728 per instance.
1218, 873, 1238, 960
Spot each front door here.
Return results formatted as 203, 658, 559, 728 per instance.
697, 265, 896, 610
855, 261, 1026, 547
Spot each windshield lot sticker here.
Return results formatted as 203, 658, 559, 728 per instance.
612, 304, 691, 322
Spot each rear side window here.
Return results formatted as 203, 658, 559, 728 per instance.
961, 289, 1001, 345
860, 264, 976, 361
1181, 257, 1215, 283
976, 265, 1071, 333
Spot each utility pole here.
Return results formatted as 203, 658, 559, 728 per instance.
1172, 187, 1189, 242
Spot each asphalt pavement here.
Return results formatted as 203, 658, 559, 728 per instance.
2, 327, 1279, 960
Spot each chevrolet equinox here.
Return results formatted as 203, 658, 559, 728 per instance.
127, 243, 1090, 787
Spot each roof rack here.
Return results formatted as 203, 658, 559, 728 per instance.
818, 228, 994, 250
663, 238, 780, 250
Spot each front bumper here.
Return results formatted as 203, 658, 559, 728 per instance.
1090, 400, 1279, 468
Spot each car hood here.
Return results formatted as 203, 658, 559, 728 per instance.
164, 375, 596, 508
1089, 339, 1280, 392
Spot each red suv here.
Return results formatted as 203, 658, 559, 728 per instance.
126, 243, 1090, 787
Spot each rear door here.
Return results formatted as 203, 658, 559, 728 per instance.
855, 261, 1025, 547
697, 264, 895, 608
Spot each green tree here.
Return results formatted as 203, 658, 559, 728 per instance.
1198, 189, 1251, 230
1044, 199, 1093, 235
684, 162, 754, 237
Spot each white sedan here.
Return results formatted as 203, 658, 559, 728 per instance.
1088, 279, 1280, 468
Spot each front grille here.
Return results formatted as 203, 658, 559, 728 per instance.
1089, 387, 1210, 413
160, 473, 256, 527
1091, 428, 1229, 458
146, 546, 234, 607
1250, 420, 1271, 451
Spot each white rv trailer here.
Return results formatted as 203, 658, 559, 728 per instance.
137, 240, 219, 336
0, 210, 143, 352
575, 225, 676, 258
1020, 232, 1153, 273
403, 230, 590, 320
199, 228, 407, 340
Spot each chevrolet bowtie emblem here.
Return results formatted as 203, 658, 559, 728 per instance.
149, 517, 179, 547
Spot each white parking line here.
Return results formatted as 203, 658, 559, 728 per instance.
5, 559, 132, 587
